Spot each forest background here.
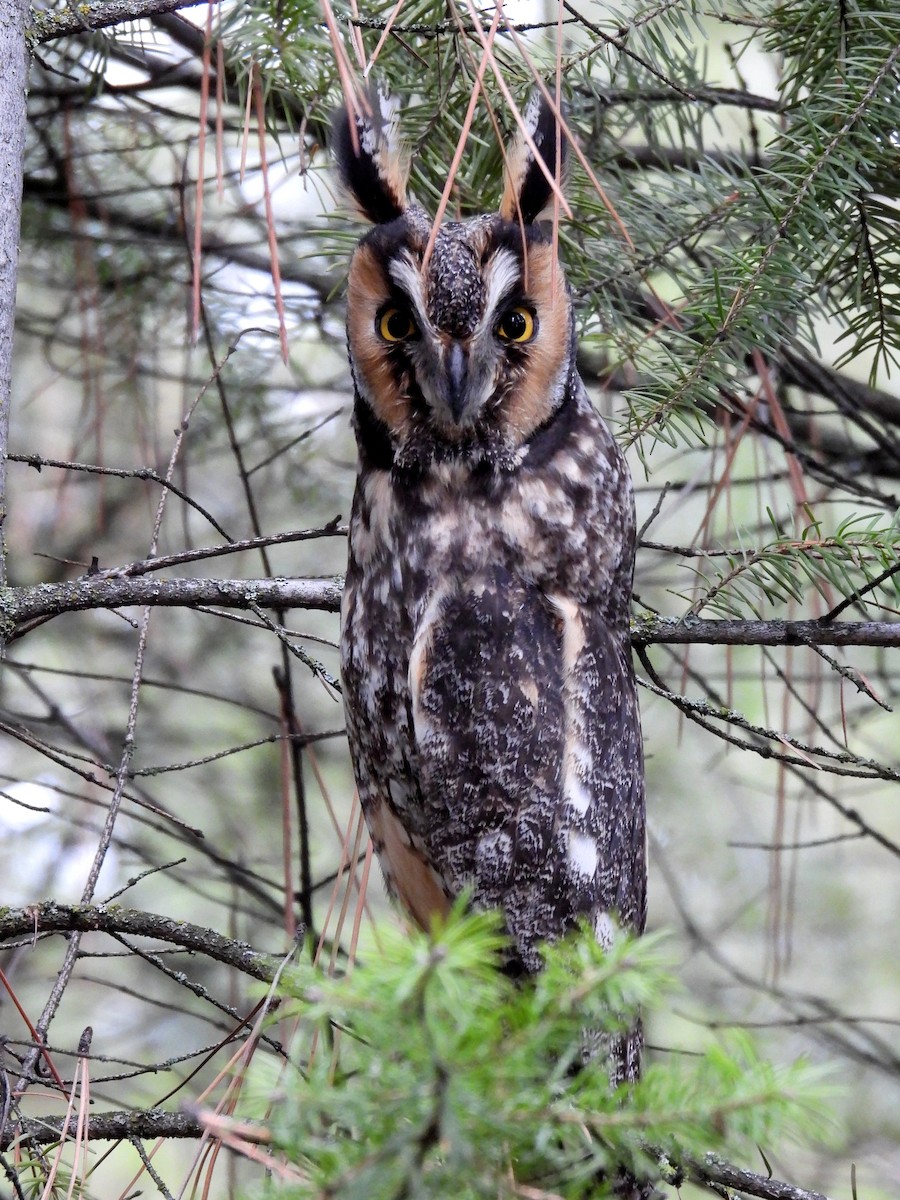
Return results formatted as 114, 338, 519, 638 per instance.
1, 1, 899, 1198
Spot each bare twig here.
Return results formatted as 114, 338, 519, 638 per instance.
95, 520, 348, 580
7, 454, 234, 542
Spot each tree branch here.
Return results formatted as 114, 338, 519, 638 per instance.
29, 0, 209, 45
685, 1154, 832, 1200
2, 577, 898, 646
0, 902, 283, 983
631, 615, 900, 648
2, 1108, 204, 1150
0, 576, 344, 635
2, 1107, 836, 1200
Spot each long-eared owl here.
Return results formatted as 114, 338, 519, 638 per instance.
335, 93, 646, 1078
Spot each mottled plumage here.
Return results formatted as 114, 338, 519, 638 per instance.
336, 95, 646, 1078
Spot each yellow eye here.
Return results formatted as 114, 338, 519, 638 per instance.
497, 306, 536, 343
378, 307, 417, 342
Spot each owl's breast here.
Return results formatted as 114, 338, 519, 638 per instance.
340, 462, 516, 847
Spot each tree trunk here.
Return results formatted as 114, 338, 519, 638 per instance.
0, 0, 29, 594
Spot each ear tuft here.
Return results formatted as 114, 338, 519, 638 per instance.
499, 91, 566, 225
331, 92, 409, 226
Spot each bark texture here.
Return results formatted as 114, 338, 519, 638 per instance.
0, 0, 29, 590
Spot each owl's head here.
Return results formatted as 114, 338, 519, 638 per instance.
333, 94, 573, 470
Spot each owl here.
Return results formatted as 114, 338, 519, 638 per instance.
335, 94, 646, 1081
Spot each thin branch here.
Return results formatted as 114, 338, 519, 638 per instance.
128, 1136, 176, 1200
641, 648, 900, 861
95, 521, 347, 579
635, 675, 899, 783
819, 555, 900, 622
8, 453, 234, 541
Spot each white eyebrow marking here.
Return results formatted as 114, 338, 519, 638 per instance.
389, 243, 522, 343
477, 249, 520, 335
388, 253, 434, 334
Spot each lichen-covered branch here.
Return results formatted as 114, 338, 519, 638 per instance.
3, 1108, 204, 1150
29, 0, 209, 45
685, 1154, 832, 1200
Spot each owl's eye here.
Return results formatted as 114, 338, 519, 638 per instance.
378, 307, 417, 342
496, 306, 536, 343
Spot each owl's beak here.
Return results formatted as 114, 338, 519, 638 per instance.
445, 341, 469, 424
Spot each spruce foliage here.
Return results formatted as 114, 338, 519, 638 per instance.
253, 909, 828, 1199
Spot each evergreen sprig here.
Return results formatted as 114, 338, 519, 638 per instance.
681, 511, 900, 618
255, 908, 829, 1199
764, 2, 900, 376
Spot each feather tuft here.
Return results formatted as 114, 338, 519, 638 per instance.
499, 90, 567, 225
331, 91, 409, 225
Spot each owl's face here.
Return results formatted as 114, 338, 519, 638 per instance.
334, 95, 572, 466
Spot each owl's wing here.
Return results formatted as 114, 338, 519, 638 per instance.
409, 564, 645, 973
